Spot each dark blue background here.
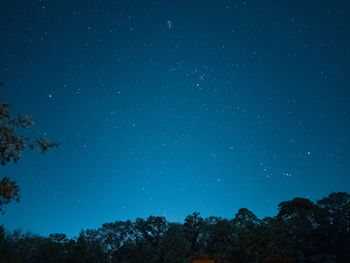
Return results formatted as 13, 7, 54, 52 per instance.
1, 0, 349, 237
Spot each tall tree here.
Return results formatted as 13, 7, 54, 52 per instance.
277, 198, 318, 262
162, 223, 186, 263
317, 192, 350, 262
202, 216, 236, 262
183, 212, 204, 256
99, 220, 133, 260
232, 208, 260, 263
134, 216, 168, 263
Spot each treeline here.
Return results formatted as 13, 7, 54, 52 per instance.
1, 192, 349, 263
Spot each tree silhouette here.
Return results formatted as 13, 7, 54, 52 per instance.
0, 176, 19, 214
0, 192, 349, 262
0, 87, 59, 213
183, 212, 204, 256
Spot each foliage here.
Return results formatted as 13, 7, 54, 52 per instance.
0, 99, 59, 213
0, 192, 349, 263
0, 176, 19, 214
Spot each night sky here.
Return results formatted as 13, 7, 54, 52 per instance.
1, 0, 350, 237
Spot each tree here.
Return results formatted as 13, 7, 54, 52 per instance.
183, 212, 204, 256
202, 217, 236, 262
277, 198, 318, 263
254, 217, 295, 263
72, 229, 106, 263
0, 98, 59, 213
0, 176, 19, 214
133, 216, 168, 263
162, 223, 186, 263
316, 192, 350, 262
98, 220, 133, 260
232, 208, 260, 263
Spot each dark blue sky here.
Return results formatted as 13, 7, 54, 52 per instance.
1, 0, 350, 237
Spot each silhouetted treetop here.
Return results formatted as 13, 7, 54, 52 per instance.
0, 103, 59, 165
0, 85, 59, 213
0, 192, 349, 263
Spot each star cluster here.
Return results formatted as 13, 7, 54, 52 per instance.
1, 0, 350, 236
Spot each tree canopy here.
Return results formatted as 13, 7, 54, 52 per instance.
1, 192, 349, 263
